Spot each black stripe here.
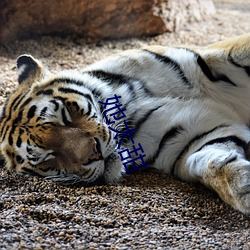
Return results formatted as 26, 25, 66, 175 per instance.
148, 126, 183, 165
197, 56, 237, 86
58, 87, 94, 105
0, 116, 8, 138
90, 114, 97, 119
8, 133, 13, 145
88, 70, 131, 85
196, 55, 217, 81
49, 77, 103, 102
1, 125, 9, 142
49, 78, 86, 87
0, 107, 11, 136
61, 108, 71, 125
36, 89, 54, 96
50, 100, 59, 112
15, 110, 23, 125
26, 145, 33, 154
35, 107, 48, 122
171, 124, 230, 175
8, 115, 21, 145
27, 105, 37, 119
12, 94, 25, 111
58, 87, 84, 95
6, 150, 12, 158
0, 101, 7, 123
16, 155, 24, 164
91, 88, 102, 98
1, 94, 29, 141
143, 50, 191, 86
85, 102, 92, 116
54, 96, 68, 103
127, 83, 137, 100
131, 105, 163, 137
40, 107, 48, 117
89, 70, 137, 101
136, 80, 154, 98
27, 155, 40, 162
0, 155, 6, 166
8, 114, 20, 145
13, 117, 19, 126
88, 70, 154, 98
22, 167, 43, 177
19, 128, 24, 136
115, 84, 137, 115
185, 48, 237, 87
1, 104, 24, 145
196, 135, 247, 153
228, 51, 250, 77
224, 155, 237, 165
16, 136, 22, 148
16, 128, 24, 148
107, 128, 112, 146
142, 84, 154, 97
0, 94, 26, 134
20, 97, 33, 110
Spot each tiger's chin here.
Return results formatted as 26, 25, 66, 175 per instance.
44, 151, 124, 186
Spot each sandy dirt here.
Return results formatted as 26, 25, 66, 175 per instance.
0, 0, 250, 249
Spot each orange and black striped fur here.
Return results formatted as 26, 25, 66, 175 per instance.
1, 34, 250, 214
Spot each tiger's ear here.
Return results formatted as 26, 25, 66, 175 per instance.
17, 55, 44, 86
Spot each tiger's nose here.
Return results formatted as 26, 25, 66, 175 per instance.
89, 138, 103, 161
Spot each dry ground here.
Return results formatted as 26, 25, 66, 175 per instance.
0, 0, 250, 249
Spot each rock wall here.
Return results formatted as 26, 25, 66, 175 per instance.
0, 0, 215, 44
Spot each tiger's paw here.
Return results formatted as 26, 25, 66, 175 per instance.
206, 156, 250, 214
104, 151, 125, 184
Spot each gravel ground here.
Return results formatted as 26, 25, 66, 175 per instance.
0, 0, 250, 249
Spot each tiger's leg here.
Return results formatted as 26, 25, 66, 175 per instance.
175, 144, 250, 214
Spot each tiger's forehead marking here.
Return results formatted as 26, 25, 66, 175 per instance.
0, 74, 103, 145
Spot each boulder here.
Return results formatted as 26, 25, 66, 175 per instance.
0, 0, 215, 44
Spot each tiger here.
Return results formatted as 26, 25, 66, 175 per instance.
1, 33, 250, 214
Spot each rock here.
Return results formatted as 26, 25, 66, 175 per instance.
0, 0, 215, 44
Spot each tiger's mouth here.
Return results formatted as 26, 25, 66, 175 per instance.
45, 152, 117, 186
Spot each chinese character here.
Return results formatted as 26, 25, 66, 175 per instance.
100, 95, 148, 173
109, 120, 135, 149
118, 143, 144, 161
98, 94, 126, 124
122, 154, 149, 173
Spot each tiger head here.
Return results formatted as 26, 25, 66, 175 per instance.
0, 55, 123, 185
